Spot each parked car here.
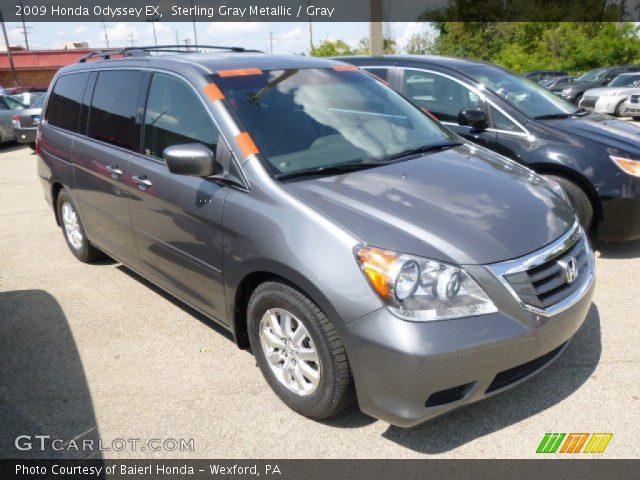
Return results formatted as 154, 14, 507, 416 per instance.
37, 47, 595, 427
578, 72, 640, 115
523, 70, 568, 83
10, 91, 45, 107
12, 93, 45, 148
551, 65, 640, 104
620, 93, 640, 120
344, 55, 640, 240
0, 95, 28, 144
3, 86, 47, 96
541, 76, 574, 90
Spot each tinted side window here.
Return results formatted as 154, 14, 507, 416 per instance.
142, 73, 219, 160
88, 70, 144, 151
403, 69, 482, 122
46, 73, 89, 132
364, 68, 390, 82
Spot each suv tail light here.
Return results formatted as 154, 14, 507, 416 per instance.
11, 114, 20, 127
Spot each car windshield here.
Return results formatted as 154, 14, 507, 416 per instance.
608, 74, 640, 87
576, 67, 608, 82
462, 65, 574, 118
213, 67, 455, 176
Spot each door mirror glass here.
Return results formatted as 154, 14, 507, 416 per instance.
164, 143, 217, 177
458, 108, 488, 131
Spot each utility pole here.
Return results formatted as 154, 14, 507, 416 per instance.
18, 0, 30, 50
101, 20, 110, 48
308, 22, 314, 52
183, 38, 190, 52
175, 30, 180, 48
128, 32, 135, 47
0, 12, 18, 87
369, 0, 384, 55
147, 18, 159, 48
268, 32, 274, 54
190, 0, 199, 49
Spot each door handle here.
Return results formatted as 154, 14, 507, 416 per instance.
105, 165, 123, 178
132, 174, 153, 190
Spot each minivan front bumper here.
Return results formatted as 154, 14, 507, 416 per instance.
339, 232, 595, 427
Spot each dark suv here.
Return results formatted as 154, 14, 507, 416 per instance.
346, 55, 640, 241
37, 47, 594, 427
550, 64, 640, 104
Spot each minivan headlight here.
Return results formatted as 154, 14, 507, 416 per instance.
610, 155, 640, 177
354, 246, 497, 321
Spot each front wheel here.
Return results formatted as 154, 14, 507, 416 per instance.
544, 175, 594, 232
248, 281, 354, 420
614, 100, 626, 117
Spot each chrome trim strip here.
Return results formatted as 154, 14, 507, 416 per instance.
487, 223, 595, 317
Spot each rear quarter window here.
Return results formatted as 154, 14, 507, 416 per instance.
45, 72, 89, 132
88, 70, 145, 151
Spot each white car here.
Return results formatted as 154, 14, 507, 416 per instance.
578, 72, 640, 115
619, 93, 640, 120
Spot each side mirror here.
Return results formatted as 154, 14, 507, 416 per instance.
164, 143, 217, 177
458, 109, 488, 131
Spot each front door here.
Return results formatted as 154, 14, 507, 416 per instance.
127, 72, 227, 320
400, 68, 497, 149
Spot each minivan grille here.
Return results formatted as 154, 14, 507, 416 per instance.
503, 235, 589, 309
580, 96, 597, 109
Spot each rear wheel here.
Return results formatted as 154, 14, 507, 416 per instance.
544, 174, 594, 231
248, 281, 354, 420
56, 189, 104, 263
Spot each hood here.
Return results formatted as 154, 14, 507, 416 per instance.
283, 145, 575, 265
538, 113, 640, 153
584, 87, 640, 97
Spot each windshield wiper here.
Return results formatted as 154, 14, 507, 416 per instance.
571, 107, 590, 116
381, 141, 463, 162
276, 161, 382, 180
533, 113, 571, 120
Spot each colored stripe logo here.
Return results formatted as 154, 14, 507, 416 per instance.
536, 433, 613, 454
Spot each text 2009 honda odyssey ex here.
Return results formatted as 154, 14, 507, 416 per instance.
37, 47, 595, 427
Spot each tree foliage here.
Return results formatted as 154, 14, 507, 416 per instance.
310, 38, 356, 57
405, 32, 435, 55
432, 22, 640, 72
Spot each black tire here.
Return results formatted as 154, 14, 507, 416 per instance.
544, 175, 594, 231
614, 100, 625, 117
633, 116, 640, 122
573, 94, 583, 106
56, 189, 104, 263
247, 281, 354, 420
28, 142, 36, 151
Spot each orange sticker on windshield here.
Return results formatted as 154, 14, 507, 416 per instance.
332, 65, 359, 71
203, 83, 225, 101
236, 132, 260, 157
217, 68, 263, 77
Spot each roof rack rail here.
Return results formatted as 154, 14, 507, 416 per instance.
77, 45, 249, 63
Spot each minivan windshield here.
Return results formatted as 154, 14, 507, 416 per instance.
608, 74, 640, 87
462, 65, 574, 118
213, 68, 456, 177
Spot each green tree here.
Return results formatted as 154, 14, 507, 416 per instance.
405, 32, 435, 54
355, 37, 398, 55
431, 22, 640, 73
310, 38, 356, 57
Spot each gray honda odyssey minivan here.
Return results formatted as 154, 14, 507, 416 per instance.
36, 47, 595, 427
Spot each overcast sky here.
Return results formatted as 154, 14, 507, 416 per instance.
3, 22, 430, 54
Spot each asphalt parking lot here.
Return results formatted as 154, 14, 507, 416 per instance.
1, 143, 639, 459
